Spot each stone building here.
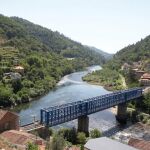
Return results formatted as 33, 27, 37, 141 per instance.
0, 109, 19, 133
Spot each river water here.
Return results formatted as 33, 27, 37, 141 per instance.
14, 66, 117, 132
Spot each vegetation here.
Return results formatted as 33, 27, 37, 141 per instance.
0, 14, 106, 107
50, 133, 65, 150
90, 128, 102, 138
44, 128, 85, 150
58, 127, 77, 144
83, 68, 124, 91
27, 142, 38, 150
104, 35, 150, 72
83, 33, 150, 120
77, 132, 86, 145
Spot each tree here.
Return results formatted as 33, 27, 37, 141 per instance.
11, 79, 22, 93
58, 127, 77, 144
51, 133, 65, 150
77, 132, 86, 144
0, 87, 12, 106
143, 93, 150, 114
69, 127, 77, 144
90, 129, 102, 138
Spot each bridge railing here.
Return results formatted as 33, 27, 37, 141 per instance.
40, 88, 142, 126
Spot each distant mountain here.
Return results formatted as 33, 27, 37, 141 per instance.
85, 46, 113, 60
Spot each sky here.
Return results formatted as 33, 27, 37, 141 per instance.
0, 0, 150, 53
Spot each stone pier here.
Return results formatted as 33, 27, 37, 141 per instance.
78, 115, 89, 136
116, 102, 127, 124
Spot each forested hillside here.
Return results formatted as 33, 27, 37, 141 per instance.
0, 14, 105, 107
11, 17, 105, 65
84, 35, 150, 90
105, 36, 150, 70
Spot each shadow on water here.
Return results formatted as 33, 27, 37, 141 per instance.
103, 121, 133, 137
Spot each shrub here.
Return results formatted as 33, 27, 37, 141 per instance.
77, 132, 86, 144
90, 128, 102, 138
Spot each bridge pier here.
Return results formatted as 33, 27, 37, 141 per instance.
78, 115, 89, 136
116, 103, 127, 124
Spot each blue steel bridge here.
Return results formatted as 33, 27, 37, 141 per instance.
40, 87, 143, 132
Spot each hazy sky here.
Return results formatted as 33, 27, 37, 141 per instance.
0, 0, 150, 53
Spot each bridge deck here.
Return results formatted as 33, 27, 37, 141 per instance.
40, 88, 142, 127
20, 121, 44, 132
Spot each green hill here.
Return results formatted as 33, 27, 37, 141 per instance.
105, 36, 150, 70
0, 14, 105, 107
11, 16, 106, 65
83, 35, 150, 91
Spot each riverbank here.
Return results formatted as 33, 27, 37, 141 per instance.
82, 68, 125, 91
3, 66, 91, 109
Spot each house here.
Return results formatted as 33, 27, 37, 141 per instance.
0, 109, 19, 133
84, 137, 137, 150
0, 130, 45, 150
128, 138, 150, 150
13, 65, 24, 74
139, 73, 150, 86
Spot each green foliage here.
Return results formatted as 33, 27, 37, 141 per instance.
51, 133, 65, 150
141, 93, 150, 114
0, 14, 106, 107
90, 128, 102, 138
83, 68, 124, 90
27, 142, 38, 150
0, 86, 12, 106
77, 132, 86, 145
80, 145, 84, 150
11, 79, 22, 93
104, 35, 150, 72
58, 127, 77, 144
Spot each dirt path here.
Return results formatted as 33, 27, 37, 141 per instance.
120, 74, 127, 89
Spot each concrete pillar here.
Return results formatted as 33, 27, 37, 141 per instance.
116, 103, 127, 124
78, 115, 89, 136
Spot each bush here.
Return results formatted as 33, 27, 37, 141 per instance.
58, 127, 77, 144
27, 142, 38, 150
90, 128, 102, 138
77, 132, 86, 144
51, 133, 65, 150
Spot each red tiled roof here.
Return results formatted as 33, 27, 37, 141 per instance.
128, 138, 150, 150
141, 73, 150, 79
1, 130, 45, 146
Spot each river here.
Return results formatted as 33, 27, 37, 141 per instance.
13, 65, 118, 132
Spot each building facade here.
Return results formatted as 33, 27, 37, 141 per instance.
0, 109, 19, 133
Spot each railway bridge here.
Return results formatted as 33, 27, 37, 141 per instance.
40, 88, 143, 134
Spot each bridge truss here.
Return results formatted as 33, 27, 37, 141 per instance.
40, 88, 142, 127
